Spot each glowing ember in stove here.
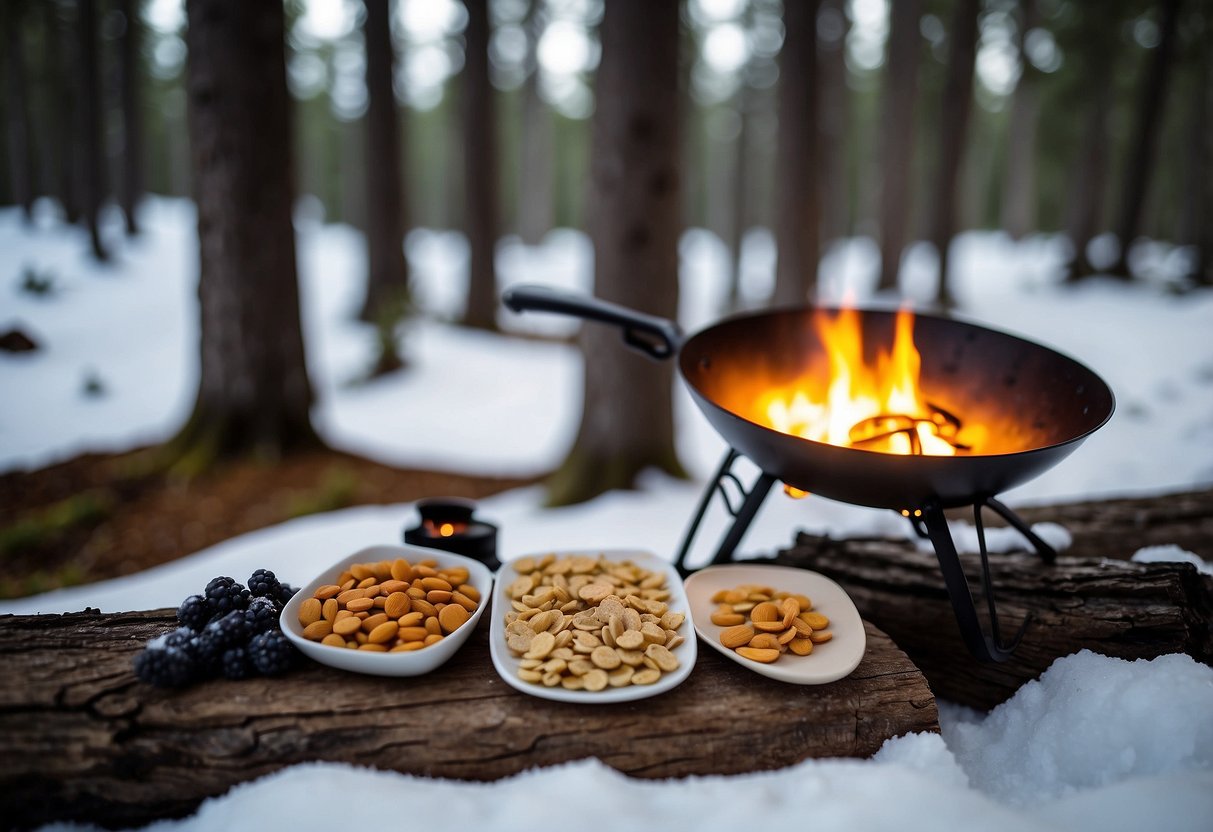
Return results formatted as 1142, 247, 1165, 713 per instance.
762, 307, 984, 456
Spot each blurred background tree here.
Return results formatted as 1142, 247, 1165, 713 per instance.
2, 0, 1211, 487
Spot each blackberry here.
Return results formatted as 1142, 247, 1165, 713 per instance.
204, 576, 250, 616
161, 626, 198, 651
247, 568, 283, 600
248, 629, 297, 676
134, 646, 195, 688
275, 583, 299, 606
221, 647, 254, 680
244, 597, 280, 635
203, 610, 252, 649
176, 594, 212, 630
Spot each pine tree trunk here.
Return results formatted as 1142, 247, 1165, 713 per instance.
1109, 0, 1181, 279
358, 0, 410, 326
818, 0, 851, 244
931, 0, 979, 310
545, 0, 685, 507
44, 0, 78, 223
461, 0, 499, 331
1064, 32, 1116, 282
516, 0, 552, 245
174, 0, 320, 467
117, 0, 142, 236
876, 0, 922, 293
726, 80, 751, 310
1186, 40, 1213, 287
76, 0, 108, 260
773, 0, 820, 306
2, 0, 34, 222
1000, 0, 1039, 240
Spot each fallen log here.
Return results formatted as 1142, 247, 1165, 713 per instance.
0, 608, 935, 830
776, 488, 1213, 711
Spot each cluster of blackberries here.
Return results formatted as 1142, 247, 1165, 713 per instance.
133, 569, 301, 688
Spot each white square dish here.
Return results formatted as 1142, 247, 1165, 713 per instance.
280, 544, 494, 677
489, 550, 697, 703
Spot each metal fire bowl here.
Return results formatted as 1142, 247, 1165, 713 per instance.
680, 307, 1116, 511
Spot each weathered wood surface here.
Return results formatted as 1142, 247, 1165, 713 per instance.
0, 609, 935, 830
776, 488, 1213, 711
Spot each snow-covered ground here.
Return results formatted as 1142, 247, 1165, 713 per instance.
3, 198, 1212, 831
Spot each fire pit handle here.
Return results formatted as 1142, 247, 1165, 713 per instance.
502, 284, 683, 361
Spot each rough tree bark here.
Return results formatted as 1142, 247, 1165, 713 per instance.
876, 0, 922, 293
170, 0, 321, 468
2, 0, 34, 222
1109, 0, 1182, 279
358, 0, 411, 333
0, 612, 934, 829
76, 0, 108, 260
999, 0, 1039, 240
930, 0, 979, 310
117, 0, 143, 236
545, 0, 686, 506
773, 0, 821, 306
461, 0, 499, 331
777, 487, 1213, 710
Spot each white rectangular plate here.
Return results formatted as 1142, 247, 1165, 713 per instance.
489, 550, 697, 703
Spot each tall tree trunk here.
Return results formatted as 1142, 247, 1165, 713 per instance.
1000, 0, 1039, 240
358, 0, 410, 327
2, 0, 34, 222
45, 0, 78, 223
117, 0, 142, 235
876, 0, 922, 293
173, 0, 320, 469
1065, 24, 1117, 282
818, 0, 851, 244
931, 0, 979, 310
773, 0, 821, 306
517, 0, 552, 245
1181, 31, 1212, 286
1109, 0, 1182, 279
726, 81, 751, 311
545, 0, 685, 507
77, 0, 108, 260
461, 0, 499, 331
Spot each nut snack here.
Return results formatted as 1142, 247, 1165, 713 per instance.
298, 557, 481, 652
501, 553, 688, 692
710, 583, 832, 664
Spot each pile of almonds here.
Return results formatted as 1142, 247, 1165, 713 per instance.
502, 554, 687, 692
298, 558, 480, 652
709, 584, 831, 663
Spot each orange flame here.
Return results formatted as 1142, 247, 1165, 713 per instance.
761, 307, 981, 456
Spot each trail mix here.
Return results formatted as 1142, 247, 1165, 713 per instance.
298, 557, 481, 652
709, 584, 832, 663
502, 554, 687, 691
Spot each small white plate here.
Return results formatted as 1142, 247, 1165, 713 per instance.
489, 550, 697, 703
280, 544, 494, 677
683, 564, 865, 685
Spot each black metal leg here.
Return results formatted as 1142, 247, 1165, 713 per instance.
983, 496, 1057, 563
920, 501, 1027, 662
673, 449, 775, 576
708, 472, 777, 566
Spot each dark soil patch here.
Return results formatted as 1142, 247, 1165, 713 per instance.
0, 448, 542, 599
